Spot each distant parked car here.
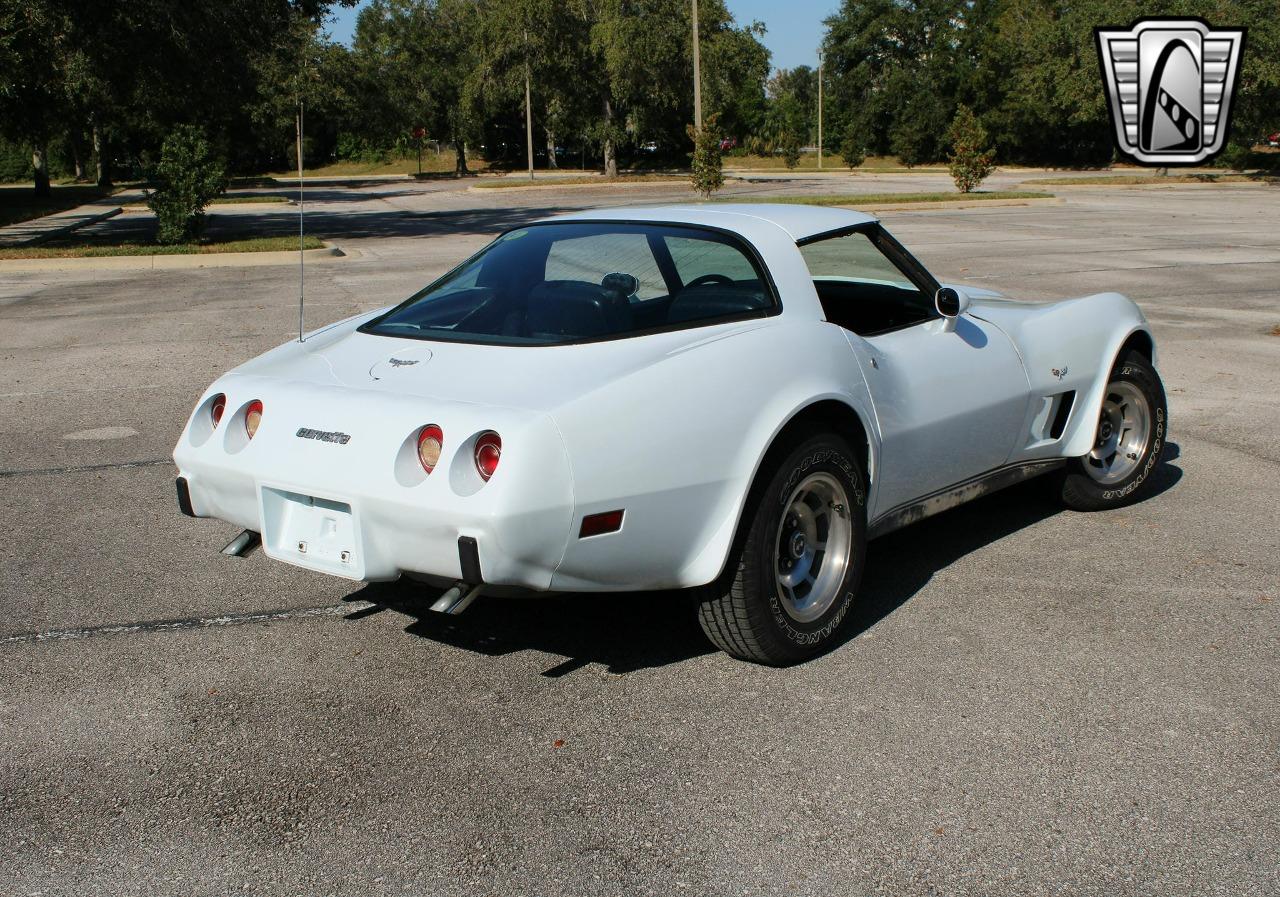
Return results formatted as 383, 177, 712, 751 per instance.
719, 137, 737, 152
640, 140, 658, 154
1264, 132, 1280, 148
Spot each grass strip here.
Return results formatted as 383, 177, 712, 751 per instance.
1034, 174, 1277, 186
0, 235, 325, 260
210, 195, 290, 204
473, 174, 685, 188
711, 191, 1053, 206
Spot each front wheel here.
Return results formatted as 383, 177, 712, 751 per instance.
696, 431, 867, 665
1059, 350, 1167, 511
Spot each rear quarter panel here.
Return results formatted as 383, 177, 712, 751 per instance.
548, 320, 876, 590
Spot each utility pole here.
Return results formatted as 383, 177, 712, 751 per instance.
524, 29, 535, 180
817, 50, 824, 169
296, 99, 305, 342
692, 0, 702, 130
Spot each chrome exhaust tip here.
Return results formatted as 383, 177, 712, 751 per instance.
221, 530, 261, 558
430, 582, 483, 615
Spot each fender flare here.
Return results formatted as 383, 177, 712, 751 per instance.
683, 393, 878, 586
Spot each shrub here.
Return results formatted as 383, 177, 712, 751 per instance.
840, 132, 865, 170
687, 115, 724, 198
0, 139, 31, 182
146, 126, 227, 244
779, 132, 801, 169
337, 132, 392, 164
946, 105, 996, 193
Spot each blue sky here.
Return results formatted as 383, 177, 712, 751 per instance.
325, 0, 838, 72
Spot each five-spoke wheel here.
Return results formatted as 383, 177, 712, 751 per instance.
774, 473, 852, 624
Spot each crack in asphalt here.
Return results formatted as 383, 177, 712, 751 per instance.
0, 601, 374, 646
0, 458, 171, 478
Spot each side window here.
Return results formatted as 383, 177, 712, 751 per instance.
665, 236, 760, 286
800, 231, 919, 289
545, 233, 667, 300
800, 231, 934, 336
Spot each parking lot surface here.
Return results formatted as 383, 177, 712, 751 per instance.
1, 178, 1277, 896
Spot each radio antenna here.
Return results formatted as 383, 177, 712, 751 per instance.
296, 95, 306, 343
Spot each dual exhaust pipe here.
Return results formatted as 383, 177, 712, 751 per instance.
218, 528, 482, 615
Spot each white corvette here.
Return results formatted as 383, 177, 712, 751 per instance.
175, 204, 1167, 664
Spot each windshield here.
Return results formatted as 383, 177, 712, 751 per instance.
361, 222, 775, 345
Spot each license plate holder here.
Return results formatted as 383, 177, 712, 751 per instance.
260, 486, 363, 579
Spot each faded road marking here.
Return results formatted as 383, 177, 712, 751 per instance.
0, 602, 374, 646
0, 458, 170, 478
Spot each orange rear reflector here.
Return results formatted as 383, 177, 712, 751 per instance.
579, 510, 624, 538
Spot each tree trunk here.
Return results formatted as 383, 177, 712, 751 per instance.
545, 128, 558, 169
93, 124, 112, 187
454, 140, 469, 176
70, 134, 85, 180
602, 97, 618, 177
32, 145, 51, 197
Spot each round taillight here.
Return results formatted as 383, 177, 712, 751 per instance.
417, 424, 443, 473
474, 432, 501, 481
244, 400, 264, 439
210, 393, 226, 427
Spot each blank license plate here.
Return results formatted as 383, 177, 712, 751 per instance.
260, 486, 362, 579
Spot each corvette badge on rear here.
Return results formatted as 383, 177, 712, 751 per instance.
296, 428, 351, 444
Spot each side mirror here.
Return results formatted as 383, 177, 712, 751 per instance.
934, 286, 971, 332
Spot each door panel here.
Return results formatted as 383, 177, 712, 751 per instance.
852, 316, 1031, 520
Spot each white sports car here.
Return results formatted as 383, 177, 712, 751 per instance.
175, 204, 1167, 664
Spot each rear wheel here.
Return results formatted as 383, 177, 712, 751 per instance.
697, 432, 867, 665
1060, 350, 1167, 511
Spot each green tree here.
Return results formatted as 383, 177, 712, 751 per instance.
701, 19, 770, 143
575, 0, 768, 175
687, 113, 723, 196
469, 0, 591, 170
946, 104, 995, 192
146, 125, 227, 243
249, 14, 359, 170
764, 90, 806, 157
0, 0, 70, 196
839, 130, 864, 169
779, 131, 801, 168
356, 0, 480, 175
766, 67, 817, 146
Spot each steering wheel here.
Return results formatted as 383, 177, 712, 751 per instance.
685, 273, 734, 288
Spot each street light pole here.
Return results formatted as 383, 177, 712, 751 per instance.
692, 0, 702, 130
817, 50, 824, 169
524, 29, 535, 180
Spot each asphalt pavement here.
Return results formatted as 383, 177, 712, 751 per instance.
1, 176, 1277, 896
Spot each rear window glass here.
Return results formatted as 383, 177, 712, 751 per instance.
361, 222, 775, 345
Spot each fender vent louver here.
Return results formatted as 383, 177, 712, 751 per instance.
1049, 390, 1076, 440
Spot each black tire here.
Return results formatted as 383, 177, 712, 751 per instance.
1060, 350, 1167, 511
696, 431, 867, 665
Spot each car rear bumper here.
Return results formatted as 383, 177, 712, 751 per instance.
173, 377, 574, 589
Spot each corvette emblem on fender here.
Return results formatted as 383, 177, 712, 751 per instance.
1095, 18, 1246, 166
388, 357, 419, 367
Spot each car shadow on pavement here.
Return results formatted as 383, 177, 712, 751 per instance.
343, 580, 715, 677
343, 447, 1182, 675
819, 443, 1183, 659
